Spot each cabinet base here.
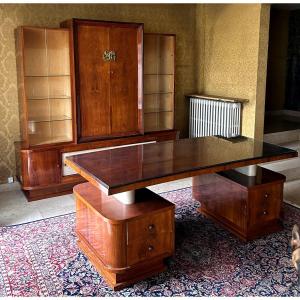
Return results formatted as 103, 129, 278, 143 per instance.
77, 232, 167, 291
23, 179, 85, 201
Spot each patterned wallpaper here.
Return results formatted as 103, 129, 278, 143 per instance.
0, 4, 197, 183
196, 4, 269, 140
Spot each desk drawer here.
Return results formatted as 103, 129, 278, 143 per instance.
127, 209, 174, 243
249, 184, 283, 226
127, 233, 173, 266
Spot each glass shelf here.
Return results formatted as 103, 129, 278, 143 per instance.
28, 119, 72, 146
28, 116, 72, 123
144, 111, 173, 133
144, 92, 174, 114
144, 34, 174, 75
144, 110, 174, 114
144, 74, 174, 94
24, 74, 71, 77
144, 125, 173, 132
27, 96, 71, 101
144, 92, 174, 95
144, 73, 174, 76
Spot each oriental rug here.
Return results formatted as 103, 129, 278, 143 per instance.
0, 187, 300, 296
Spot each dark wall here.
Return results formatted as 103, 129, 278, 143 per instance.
286, 10, 300, 111
265, 8, 289, 112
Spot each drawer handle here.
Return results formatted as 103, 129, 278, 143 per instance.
264, 193, 270, 198
148, 245, 154, 252
263, 210, 268, 215
148, 224, 155, 231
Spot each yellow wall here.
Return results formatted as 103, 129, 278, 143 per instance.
0, 3, 196, 183
265, 9, 289, 111
0, 4, 270, 183
195, 4, 270, 140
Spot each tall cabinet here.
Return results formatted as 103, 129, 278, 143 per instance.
15, 20, 177, 201
62, 19, 144, 142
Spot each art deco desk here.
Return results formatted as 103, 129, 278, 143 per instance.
65, 136, 297, 290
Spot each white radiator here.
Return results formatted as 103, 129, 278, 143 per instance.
189, 97, 242, 138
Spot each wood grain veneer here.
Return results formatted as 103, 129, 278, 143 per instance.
65, 136, 297, 195
19, 130, 178, 200
64, 19, 144, 142
193, 166, 286, 241
74, 182, 174, 290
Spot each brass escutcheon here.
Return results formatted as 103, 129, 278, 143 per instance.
103, 50, 116, 61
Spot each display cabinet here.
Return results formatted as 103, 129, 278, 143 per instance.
15, 22, 178, 201
143, 33, 175, 132
16, 27, 73, 147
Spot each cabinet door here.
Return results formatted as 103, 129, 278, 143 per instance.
21, 149, 61, 188
110, 26, 142, 135
76, 23, 111, 139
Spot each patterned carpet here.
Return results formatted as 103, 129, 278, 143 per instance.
0, 187, 300, 296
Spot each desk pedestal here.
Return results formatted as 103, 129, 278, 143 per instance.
192, 167, 285, 241
74, 183, 175, 290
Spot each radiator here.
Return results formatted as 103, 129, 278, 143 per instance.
189, 97, 242, 138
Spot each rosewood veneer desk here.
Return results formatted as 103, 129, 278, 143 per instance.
65, 136, 297, 290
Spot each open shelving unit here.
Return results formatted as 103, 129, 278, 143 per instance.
20, 27, 73, 146
143, 33, 175, 132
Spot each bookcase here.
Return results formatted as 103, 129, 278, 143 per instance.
17, 27, 73, 147
143, 33, 175, 132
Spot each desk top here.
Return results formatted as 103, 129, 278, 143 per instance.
65, 136, 297, 195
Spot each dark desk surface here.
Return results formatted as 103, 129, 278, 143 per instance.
65, 136, 297, 195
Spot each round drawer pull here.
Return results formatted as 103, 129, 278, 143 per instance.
148, 224, 155, 231
264, 193, 270, 198
263, 210, 268, 215
148, 245, 154, 252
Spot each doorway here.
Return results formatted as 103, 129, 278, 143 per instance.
264, 4, 300, 134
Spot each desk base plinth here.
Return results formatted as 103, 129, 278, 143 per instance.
198, 207, 283, 242
77, 232, 167, 291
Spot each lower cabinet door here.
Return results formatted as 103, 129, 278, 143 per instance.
21, 149, 61, 187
